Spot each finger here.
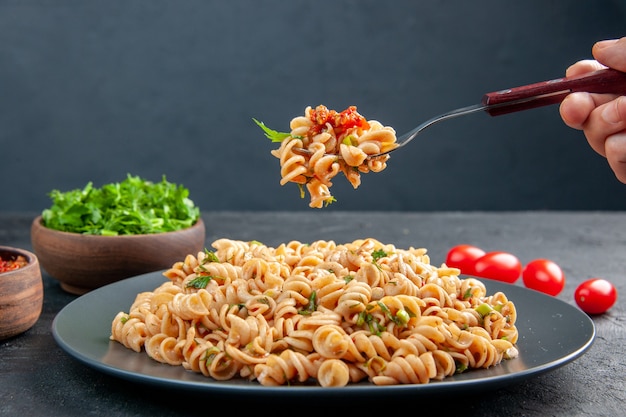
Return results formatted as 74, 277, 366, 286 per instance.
593, 37, 626, 72
560, 93, 595, 129
559, 92, 615, 130
565, 59, 607, 77
583, 96, 626, 157
605, 132, 626, 184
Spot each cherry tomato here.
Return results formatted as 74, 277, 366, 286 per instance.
574, 278, 617, 315
522, 259, 565, 296
473, 251, 522, 283
445, 244, 485, 275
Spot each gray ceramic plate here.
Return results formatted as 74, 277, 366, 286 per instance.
52, 270, 595, 397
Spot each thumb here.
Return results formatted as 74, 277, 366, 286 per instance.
592, 37, 626, 72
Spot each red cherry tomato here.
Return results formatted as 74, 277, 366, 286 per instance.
522, 259, 565, 296
473, 251, 522, 283
445, 244, 485, 275
574, 278, 617, 315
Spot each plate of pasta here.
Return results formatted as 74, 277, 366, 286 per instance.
52, 238, 595, 397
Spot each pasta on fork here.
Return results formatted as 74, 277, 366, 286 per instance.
255, 105, 399, 208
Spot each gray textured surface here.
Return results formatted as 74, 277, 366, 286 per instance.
1, 1, 626, 212
1, 210, 624, 416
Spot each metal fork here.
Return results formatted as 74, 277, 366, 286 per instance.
295, 68, 626, 160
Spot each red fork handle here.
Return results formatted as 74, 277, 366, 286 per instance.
482, 68, 626, 116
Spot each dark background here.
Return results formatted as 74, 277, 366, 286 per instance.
2, 0, 625, 213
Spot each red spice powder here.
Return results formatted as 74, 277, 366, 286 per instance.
0, 255, 28, 273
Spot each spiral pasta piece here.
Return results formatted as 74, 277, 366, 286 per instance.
317, 358, 351, 387
110, 238, 520, 387
111, 313, 148, 353
144, 333, 184, 365
254, 350, 321, 386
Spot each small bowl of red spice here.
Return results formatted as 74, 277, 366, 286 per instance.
0, 246, 44, 340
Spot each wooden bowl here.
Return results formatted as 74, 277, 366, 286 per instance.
0, 246, 44, 340
30, 216, 206, 295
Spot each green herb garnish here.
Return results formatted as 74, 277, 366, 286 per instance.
456, 361, 468, 373
462, 287, 474, 300
299, 291, 317, 315
253, 118, 291, 142
202, 346, 220, 365
201, 249, 220, 264
372, 249, 388, 262
356, 310, 384, 336
342, 135, 358, 146
377, 301, 410, 327
186, 275, 215, 289
475, 303, 494, 317
41, 174, 200, 235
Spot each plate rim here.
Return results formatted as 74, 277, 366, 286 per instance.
52, 270, 596, 396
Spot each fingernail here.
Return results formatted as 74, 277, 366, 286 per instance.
595, 39, 619, 50
602, 100, 622, 124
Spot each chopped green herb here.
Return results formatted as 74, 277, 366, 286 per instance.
377, 301, 410, 327
201, 249, 220, 264
186, 275, 214, 289
463, 287, 474, 300
368, 318, 384, 336
299, 291, 317, 315
475, 303, 494, 317
395, 309, 410, 326
357, 310, 384, 335
202, 346, 220, 365
378, 301, 393, 319
342, 135, 358, 146
41, 174, 200, 235
253, 118, 291, 142
372, 249, 388, 262
356, 311, 366, 326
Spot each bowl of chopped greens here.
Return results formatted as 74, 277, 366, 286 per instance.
30, 174, 205, 295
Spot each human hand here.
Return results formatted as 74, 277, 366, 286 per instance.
559, 37, 626, 183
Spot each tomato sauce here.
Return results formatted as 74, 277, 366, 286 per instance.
0, 255, 28, 273
308, 105, 370, 137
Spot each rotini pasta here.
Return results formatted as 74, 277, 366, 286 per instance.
257, 105, 399, 208
110, 238, 519, 387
